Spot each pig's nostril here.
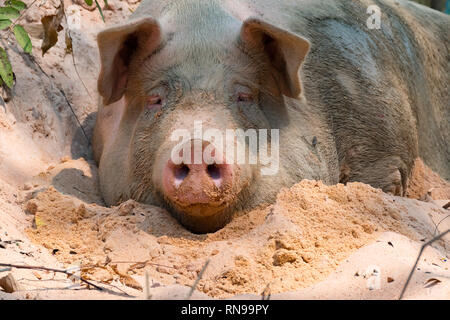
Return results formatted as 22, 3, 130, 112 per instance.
207, 164, 221, 180
174, 164, 189, 186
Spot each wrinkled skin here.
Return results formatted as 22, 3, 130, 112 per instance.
93, 0, 450, 233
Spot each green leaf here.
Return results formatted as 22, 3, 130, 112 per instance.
84, 0, 93, 6
35, 216, 46, 228
94, 0, 105, 22
5, 0, 27, 11
0, 19, 12, 30
13, 25, 32, 54
0, 6, 20, 19
0, 47, 14, 88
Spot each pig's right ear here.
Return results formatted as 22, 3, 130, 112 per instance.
240, 18, 310, 99
97, 18, 161, 105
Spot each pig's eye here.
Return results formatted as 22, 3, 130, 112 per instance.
234, 84, 255, 103
146, 94, 163, 110
237, 92, 254, 103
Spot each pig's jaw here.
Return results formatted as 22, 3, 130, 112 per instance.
163, 200, 238, 234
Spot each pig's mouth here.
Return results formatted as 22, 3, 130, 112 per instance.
163, 198, 238, 234
170, 193, 230, 214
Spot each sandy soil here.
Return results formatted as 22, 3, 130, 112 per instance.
0, 0, 449, 300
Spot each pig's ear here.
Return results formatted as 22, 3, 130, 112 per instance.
97, 18, 161, 105
240, 18, 310, 98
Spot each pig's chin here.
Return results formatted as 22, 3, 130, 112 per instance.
165, 201, 236, 234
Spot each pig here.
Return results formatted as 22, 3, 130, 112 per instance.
93, 0, 450, 233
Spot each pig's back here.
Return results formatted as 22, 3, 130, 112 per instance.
268, 0, 450, 180
391, 1, 450, 180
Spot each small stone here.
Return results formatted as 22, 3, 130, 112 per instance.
272, 249, 297, 266
274, 239, 293, 250
362, 224, 374, 234
351, 230, 359, 238
156, 266, 175, 275
186, 264, 198, 272
157, 236, 170, 245
203, 283, 211, 292
301, 253, 313, 263
23, 183, 32, 191
118, 200, 136, 216
76, 204, 87, 218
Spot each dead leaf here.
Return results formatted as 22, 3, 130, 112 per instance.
129, 261, 147, 270
424, 278, 442, 288
0, 273, 21, 293
121, 275, 142, 290
65, 30, 72, 54
387, 277, 394, 283
110, 265, 143, 291
40, 3, 64, 56
81, 265, 113, 284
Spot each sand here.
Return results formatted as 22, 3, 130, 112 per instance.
0, 0, 449, 300
17, 158, 450, 299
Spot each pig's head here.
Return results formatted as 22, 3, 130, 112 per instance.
96, 11, 311, 233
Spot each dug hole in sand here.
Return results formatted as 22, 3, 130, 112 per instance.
0, 0, 449, 300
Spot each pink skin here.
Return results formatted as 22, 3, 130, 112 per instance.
162, 141, 234, 217
147, 94, 163, 111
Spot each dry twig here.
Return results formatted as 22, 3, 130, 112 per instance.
261, 283, 271, 300
187, 259, 210, 300
0, 262, 104, 291
399, 229, 450, 300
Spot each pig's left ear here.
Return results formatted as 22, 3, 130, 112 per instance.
97, 18, 161, 105
240, 18, 310, 98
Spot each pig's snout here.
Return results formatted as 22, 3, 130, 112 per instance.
167, 161, 231, 191
162, 140, 236, 219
